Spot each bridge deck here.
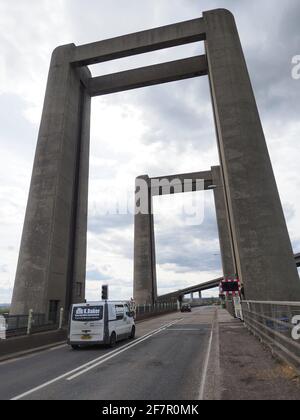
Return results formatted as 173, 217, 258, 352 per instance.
1, 308, 299, 400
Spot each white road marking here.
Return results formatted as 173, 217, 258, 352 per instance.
11, 318, 183, 400
198, 311, 216, 401
166, 328, 203, 331
48, 344, 68, 351
66, 318, 183, 380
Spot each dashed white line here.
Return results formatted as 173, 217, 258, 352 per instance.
67, 318, 183, 381
11, 318, 183, 400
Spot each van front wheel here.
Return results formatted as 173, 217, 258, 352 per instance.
109, 332, 117, 348
129, 326, 136, 340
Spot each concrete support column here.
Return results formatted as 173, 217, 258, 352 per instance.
205, 9, 300, 300
134, 176, 157, 305
10, 45, 91, 315
211, 166, 236, 279
71, 86, 91, 305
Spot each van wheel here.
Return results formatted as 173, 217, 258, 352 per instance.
109, 332, 117, 348
71, 345, 80, 350
129, 326, 136, 340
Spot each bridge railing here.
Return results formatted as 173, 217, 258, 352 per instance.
135, 302, 178, 320
2, 313, 60, 338
241, 300, 300, 373
1, 303, 178, 339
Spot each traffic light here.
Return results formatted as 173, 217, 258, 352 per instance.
102, 285, 108, 301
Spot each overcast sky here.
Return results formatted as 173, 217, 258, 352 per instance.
0, 0, 299, 303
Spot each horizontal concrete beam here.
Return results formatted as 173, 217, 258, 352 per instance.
88, 56, 208, 97
72, 18, 206, 66
150, 170, 213, 196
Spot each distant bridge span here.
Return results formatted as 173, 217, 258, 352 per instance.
158, 277, 223, 301
158, 253, 300, 301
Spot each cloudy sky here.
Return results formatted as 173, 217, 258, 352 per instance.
0, 0, 299, 303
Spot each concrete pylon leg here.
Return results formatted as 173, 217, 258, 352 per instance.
10, 45, 91, 316
211, 166, 236, 279
70, 86, 91, 305
134, 176, 157, 305
205, 10, 300, 300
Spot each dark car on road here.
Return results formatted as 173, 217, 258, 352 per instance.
181, 304, 192, 312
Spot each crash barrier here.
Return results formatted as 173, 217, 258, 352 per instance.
0, 329, 67, 359
241, 300, 300, 374
135, 302, 178, 321
1, 308, 64, 339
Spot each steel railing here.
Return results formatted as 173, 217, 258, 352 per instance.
1, 312, 62, 338
135, 302, 178, 318
241, 300, 300, 373
0, 303, 178, 339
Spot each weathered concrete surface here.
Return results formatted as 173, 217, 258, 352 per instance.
151, 170, 213, 196
10, 45, 91, 316
88, 55, 208, 97
71, 18, 206, 66
205, 9, 300, 301
71, 84, 91, 305
134, 176, 157, 305
211, 166, 236, 279
0, 329, 67, 360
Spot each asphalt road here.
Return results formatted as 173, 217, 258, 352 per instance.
0, 307, 216, 400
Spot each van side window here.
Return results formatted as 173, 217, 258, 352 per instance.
115, 305, 124, 320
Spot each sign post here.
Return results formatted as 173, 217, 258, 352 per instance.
102, 285, 109, 344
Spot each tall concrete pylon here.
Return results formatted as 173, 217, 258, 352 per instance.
204, 10, 300, 300
211, 166, 236, 279
11, 45, 91, 317
134, 176, 157, 305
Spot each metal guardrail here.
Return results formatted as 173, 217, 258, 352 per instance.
241, 301, 300, 374
3, 313, 59, 338
0, 303, 177, 339
135, 302, 178, 317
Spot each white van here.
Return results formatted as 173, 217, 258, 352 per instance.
68, 301, 135, 350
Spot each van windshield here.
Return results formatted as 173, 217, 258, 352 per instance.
72, 306, 103, 322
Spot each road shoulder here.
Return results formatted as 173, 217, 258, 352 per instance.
218, 309, 300, 400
